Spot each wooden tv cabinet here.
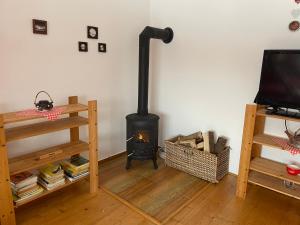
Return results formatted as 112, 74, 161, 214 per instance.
236, 104, 300, 200
0, 96, 99, 225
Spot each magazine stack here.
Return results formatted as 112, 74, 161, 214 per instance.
38, 164, 65, 190
11, 171, 43, 204
61, 156, 89, 182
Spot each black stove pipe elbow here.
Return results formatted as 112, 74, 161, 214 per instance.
137, 26, 174, 115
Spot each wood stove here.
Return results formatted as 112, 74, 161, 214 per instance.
126, 26, 173, 169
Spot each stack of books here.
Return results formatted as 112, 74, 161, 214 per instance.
10, 171, 43, 204
38, 164, 65, 190
61, 156, 89, 182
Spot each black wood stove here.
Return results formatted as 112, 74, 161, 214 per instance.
126, 26, 174, 169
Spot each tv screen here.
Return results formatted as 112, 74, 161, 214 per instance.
254, 50, 300, 110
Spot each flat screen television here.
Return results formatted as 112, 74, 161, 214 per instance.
254, 50, 300, 110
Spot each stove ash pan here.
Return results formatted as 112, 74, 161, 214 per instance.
126, 113, 159, 169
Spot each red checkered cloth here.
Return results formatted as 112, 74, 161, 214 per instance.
17, 106, 65, 121
271, 137, 300, 155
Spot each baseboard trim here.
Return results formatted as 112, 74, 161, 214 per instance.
98, 151, 126, 164
228, 172, 237, 177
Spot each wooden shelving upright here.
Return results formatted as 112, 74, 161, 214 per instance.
0, 96, 99, 225
236, 104, 300, 200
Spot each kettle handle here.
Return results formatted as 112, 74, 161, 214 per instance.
34, 91, 54, 106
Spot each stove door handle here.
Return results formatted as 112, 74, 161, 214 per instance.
126, 137, 134, 142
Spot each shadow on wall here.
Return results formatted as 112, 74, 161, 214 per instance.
0, 103, 12, 113
148, 41, 162, 111
153, 111, 168, 147
148, 41, 169, 147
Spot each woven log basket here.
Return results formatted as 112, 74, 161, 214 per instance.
165, 136, 230, 183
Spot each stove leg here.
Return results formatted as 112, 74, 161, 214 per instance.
153, 157, 158, 169
126, 158, 132, 170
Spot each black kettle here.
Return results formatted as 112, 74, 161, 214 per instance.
34, 91, 54, 111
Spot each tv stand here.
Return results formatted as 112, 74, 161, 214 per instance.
236, 104, 300, 200
265, 106, 300, 119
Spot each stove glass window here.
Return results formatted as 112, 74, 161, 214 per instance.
134, 130, 150, 143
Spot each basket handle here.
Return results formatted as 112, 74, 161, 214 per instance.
184, 149, 194, 156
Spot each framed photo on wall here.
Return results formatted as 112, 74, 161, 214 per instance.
87, 26, 98, 39
32, 19, 47, 35
98, 43, 107, 53
78, 42, 88, 52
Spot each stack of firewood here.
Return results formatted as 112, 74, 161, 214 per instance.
175, 131, 228, 154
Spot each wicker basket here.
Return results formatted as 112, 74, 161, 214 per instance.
165, 136, 230, 183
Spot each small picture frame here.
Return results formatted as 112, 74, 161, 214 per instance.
87, 26, 98, 39
32, 19, 47, 35
98, 43, 107, 53
78, 42, 88, 52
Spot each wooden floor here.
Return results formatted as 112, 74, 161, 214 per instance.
165, 175, 300, 225
100, 156, 209, 223
16, 155, 300, 225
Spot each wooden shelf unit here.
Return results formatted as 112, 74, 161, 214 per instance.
0, 96, 99, 225
236, 104, 300, 200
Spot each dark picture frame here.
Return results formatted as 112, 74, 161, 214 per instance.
98, 43, 107, 53
32, 19, 47, 35
87, 26, 98, 39
289, 21, 300, 31
78, 42, 88, 52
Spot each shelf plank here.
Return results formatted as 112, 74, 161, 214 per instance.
253, 133, 286, 150
250, 157, 300, 185
6, 116, 88, 142
2, 104, 88, 124
248, 171, 300, 200
256, 108, 300, 123
14, 175, 89, 208
9, 141, 89, 175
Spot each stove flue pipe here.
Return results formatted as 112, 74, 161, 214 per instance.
137, 26, 174, 115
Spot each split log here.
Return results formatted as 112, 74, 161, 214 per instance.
196, 142, 204, 150
180, 139, 197, 148
214, 136, 228, 154
179, 132, 202, 142
203, 131, 215, 153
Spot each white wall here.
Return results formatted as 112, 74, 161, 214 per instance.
150, 0, 300, 173
2, 1, 300, 172
0, 0, 149, 159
